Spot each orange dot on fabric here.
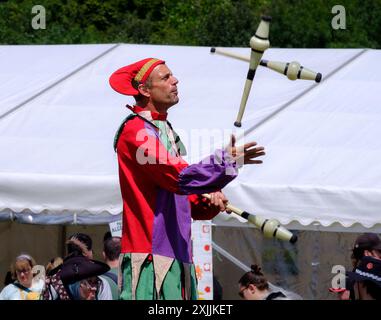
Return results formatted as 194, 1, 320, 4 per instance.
205, 286, 211, 293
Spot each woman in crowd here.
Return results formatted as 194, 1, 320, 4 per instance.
0, 253, 44, 300
238, 264, 291, 300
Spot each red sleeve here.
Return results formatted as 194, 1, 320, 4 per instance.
188, 194, 220, 220
117, 117, 237, 195
117, 118, 189, 194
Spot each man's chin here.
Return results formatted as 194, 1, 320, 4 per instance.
166, 97, 179, 109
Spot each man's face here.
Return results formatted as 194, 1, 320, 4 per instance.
144, 64, 179, 109
79, 277, 98, 300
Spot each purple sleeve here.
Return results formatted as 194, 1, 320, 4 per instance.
178, 150, 238, 194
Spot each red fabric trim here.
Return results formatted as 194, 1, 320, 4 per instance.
139, 59, 165, 83
131, 105, 168, 120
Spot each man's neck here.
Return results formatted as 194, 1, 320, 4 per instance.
107, 260, 119, 269
136, 101, 168, 115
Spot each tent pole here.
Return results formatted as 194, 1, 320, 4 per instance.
212, 241, 250, 272
310, 231, 321, 299
60, 225, 67, 258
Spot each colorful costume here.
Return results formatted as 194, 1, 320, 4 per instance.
114, 105, 237, 299
109, 57, 238, 299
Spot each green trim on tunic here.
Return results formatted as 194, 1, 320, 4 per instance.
135, 255, 155, 300
119, 253, 198, 300
160, 258, 183, 300
190, 264, 198, 300
113, 114, 136, 152
120, 253, 132, 300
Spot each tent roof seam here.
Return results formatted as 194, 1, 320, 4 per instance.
0, 43, 120, 122
241, 48, 368, 138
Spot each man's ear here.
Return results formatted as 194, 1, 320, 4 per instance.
138, 83, 150, 98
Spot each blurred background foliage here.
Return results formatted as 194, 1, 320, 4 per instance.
0, 0, 380, 48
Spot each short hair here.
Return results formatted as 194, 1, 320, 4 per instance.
133, 75, 153, 102
103, 231, 112, 242
238, 264, 269, 291
67, 233, 92, 254
103, 237, 121, 261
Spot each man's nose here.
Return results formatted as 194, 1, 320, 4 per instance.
171, 76, 178, 85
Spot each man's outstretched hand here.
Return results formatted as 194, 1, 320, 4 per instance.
227, 134, 265, 165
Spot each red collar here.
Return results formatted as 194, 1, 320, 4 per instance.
127, 105, 167, 121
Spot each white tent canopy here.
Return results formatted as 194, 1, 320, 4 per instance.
0, 44, 380, 232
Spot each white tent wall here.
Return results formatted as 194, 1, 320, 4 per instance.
0, 44, 373, 224
221, 48, 381, 229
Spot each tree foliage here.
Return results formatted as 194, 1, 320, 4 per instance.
0, 0, 380, 48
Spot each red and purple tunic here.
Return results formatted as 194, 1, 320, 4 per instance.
115, 105, 237, 264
